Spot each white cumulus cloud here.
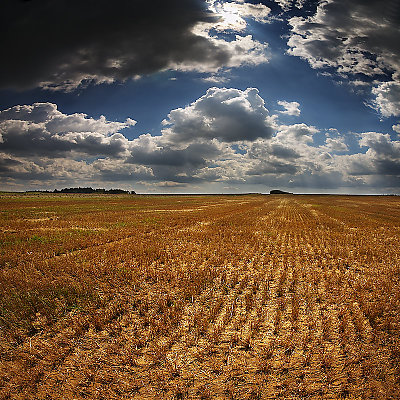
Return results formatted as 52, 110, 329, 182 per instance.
371, 82, 400, 118
392, 124, 400, 134
277, 100, 301, 116
161, 87, 277, 143
274, 0, 305, 12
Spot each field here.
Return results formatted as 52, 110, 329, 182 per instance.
0, 194, 399, 399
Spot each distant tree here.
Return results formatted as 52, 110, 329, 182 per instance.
270, 189, 293, 195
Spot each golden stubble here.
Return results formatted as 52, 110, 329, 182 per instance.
0, 194, 399, 399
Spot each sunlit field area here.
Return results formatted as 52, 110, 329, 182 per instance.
0, 194, 399, 399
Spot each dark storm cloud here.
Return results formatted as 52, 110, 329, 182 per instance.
0, 0, 233, 90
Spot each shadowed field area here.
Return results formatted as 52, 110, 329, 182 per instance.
0, 194, 399, 399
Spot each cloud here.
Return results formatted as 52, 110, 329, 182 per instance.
287, 0, 400, 77
161, 87, 277, 142
276, 123, 318, 143
286, 0, 400, 116
277, 100, 300, 116
207, 1, 271, 32
336, 132, 400, 183
169, 34, 269, 74
0, 103, 133, 157
393, 124, 400, 134
201, 74, 231, 84
156, 181, 188, 188
1, 92, 399, 193
0, 156, 23, 174
245, 122, 335, 183
129, 136, 221, 168
323, 137, 348, 152
91, 159, 155, 182
371, 82, 400, 118
0, 0, 269, 91
359, 132, 400, 159
125, 132, 236, 184
274, 0, 306, 12
285, 0, 400, 127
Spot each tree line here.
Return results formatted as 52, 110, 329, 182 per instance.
30, 187, 136, 194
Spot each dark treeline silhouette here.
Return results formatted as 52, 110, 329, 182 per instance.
270, 189, 293, 195
51, 187, 135, 194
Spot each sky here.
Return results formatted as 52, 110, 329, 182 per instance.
0, 0, 399, 194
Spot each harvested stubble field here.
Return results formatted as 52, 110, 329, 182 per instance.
0, 194, 399, 400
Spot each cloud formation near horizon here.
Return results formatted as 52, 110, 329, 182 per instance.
1, 89, 399, 191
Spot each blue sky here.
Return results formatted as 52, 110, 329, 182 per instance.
0, 0, 399, 193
